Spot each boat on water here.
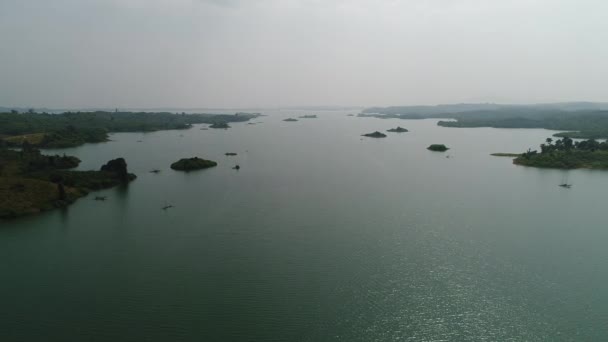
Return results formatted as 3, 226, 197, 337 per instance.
94, 196, 107, 201
559, 173, 572, 188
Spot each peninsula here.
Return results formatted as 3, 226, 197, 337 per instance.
361, 103, 608, 139
514, 137, 608, 169
0, 145, 136, 219
0, 110, 259, 148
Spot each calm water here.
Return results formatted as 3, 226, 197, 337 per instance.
2, 110, 608, 341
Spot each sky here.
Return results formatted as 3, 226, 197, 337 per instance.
0, 0, 607, 109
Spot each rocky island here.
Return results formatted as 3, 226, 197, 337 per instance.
427, 144, 449, 152
362, 131, 387, 138
170, 157, 218, 171
387, 127, 409, 133
0, 146, 136, 219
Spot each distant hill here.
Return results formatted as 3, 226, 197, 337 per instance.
362, 102, 608, 116
360, 102, 608, 139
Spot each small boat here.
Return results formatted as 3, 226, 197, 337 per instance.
559, 174, 572, 188
162, 205, 174, 210
94, 196, 107, 201
232, 165, 241, 170
150, 169, 161, 174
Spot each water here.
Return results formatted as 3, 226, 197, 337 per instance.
1, 110, 607, 341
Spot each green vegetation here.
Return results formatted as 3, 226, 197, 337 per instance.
514, 137, 608, 169
361, 103, 608, 139
0, 111, 259, 148
387, 127, 408, 133
362, 131, 387, 138
427, 144, 449, 152
491, 153, 521, 157
436, 111, 608, 139
0, 147, 136, 219
209, 122, 230, 129
170, 157, 218, 171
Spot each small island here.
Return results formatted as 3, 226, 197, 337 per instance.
170, 157, 218, 171
299, 115, 317, 119
209, 122, 230, 129
225, 153, 237, 156
491, 153, 520, 157
387, 127, 409, 133
283, 118, 298, 122
362, 131, 387, 138
514, 137, 608, 169
427, 144, 449, 152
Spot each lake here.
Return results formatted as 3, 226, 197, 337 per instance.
1, 110, 607, 341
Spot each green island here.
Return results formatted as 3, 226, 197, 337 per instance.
491, 153, 521, 157
209, 122, 230, 129
170, 157, 218, 171
387, 127, 408, 133
362, 131, 387, 138
0, 110, 258, 148
361, 103, 608, 139
0, 145, 136, 219
514, 137, 608, 169
427, 144, 449, 152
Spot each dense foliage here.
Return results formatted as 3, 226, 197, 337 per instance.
170, 157, 218, 171
437, 111, 608, 139
427, 144, 449, 152
361, 104, 608, 139
514, 137, 608, 169
0, 111, 259, 148
387, 127, 408, 133
0, 146, 135, 219
362, 131, 387, 138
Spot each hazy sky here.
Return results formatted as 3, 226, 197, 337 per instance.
1, 0, 607, 108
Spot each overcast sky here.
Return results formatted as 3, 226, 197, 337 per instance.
1, 0, 606, 108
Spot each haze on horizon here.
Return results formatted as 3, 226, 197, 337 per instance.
1, 0, 607, 109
